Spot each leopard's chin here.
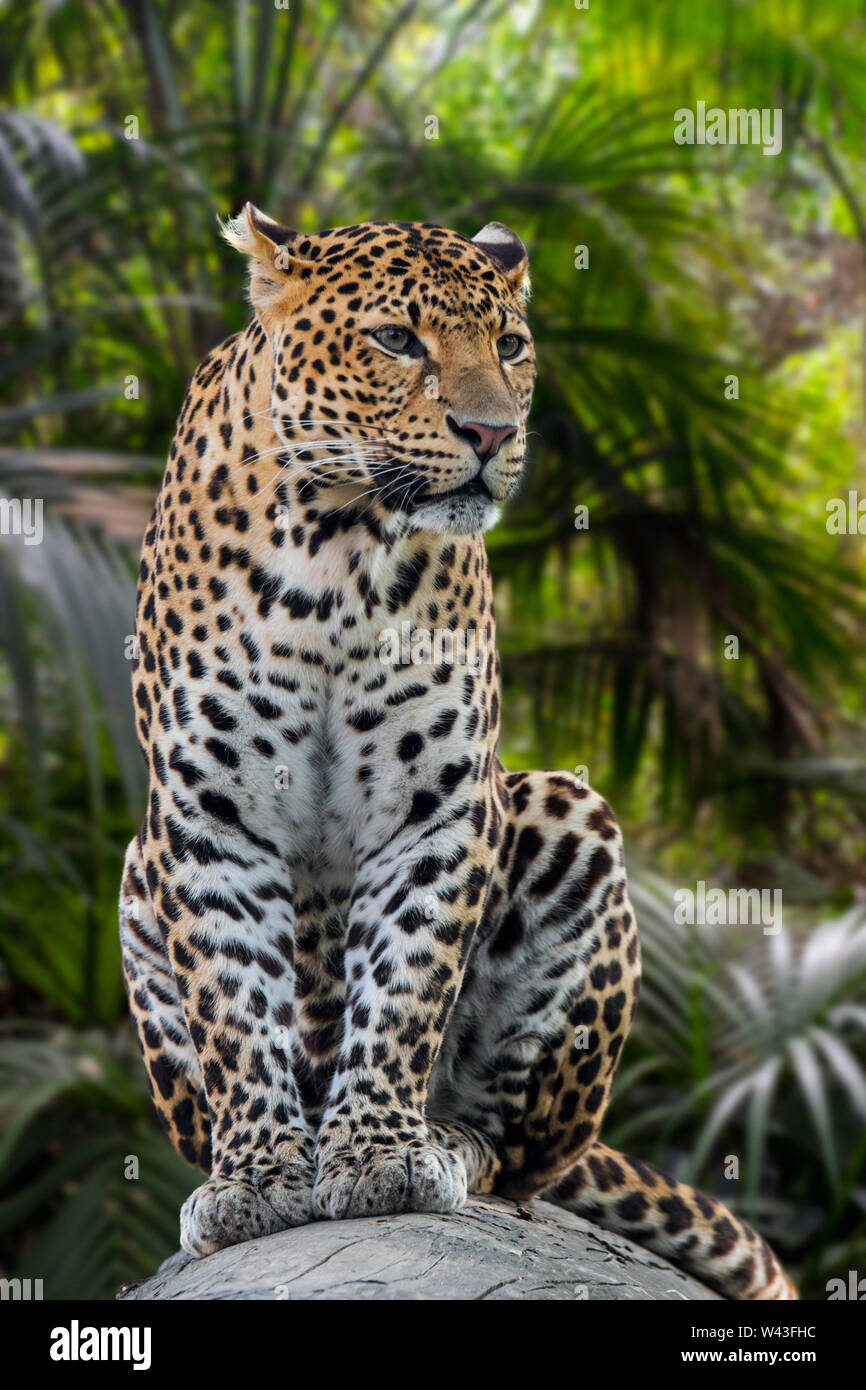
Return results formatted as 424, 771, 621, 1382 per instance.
408, 494, 501, 535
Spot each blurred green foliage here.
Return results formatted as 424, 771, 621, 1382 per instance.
0, 0, 864, 1299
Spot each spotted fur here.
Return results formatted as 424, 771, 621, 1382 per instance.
119, 205, 795, 1299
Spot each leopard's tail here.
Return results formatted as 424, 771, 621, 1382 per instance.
542, 1141, 797, 1300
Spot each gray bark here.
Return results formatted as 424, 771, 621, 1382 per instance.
118, 1195, 721, 1301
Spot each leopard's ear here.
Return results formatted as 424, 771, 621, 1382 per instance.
471, 221, 530, 299
221, 202, 313, 322
222, 202, 297, 258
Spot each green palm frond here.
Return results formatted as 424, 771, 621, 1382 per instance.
613, 880, 866, 1207
0, 1024, 196, 1299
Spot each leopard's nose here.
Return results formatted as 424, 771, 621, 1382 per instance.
447, 416, 518, 463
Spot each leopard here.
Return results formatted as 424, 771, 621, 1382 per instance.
119, 203, 796, 1300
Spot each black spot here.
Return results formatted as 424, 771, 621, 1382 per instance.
490, 906, 523, 955
407, 790, 440, 824
200, 695, 237, 731
398, 732, 423, 761
616, 1191, 650, 1224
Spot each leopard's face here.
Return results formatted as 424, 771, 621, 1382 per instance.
224, 207, 536, 535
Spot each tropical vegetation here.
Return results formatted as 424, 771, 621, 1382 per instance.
1, 0, 864, 1298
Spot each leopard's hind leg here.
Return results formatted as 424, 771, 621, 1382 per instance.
432, 769, 796, 1300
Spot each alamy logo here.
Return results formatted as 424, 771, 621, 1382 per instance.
0, 497, 43, 545
674, 880, 782, 935
826, 491, 866, 534
674, 102, 782, 156
49, 1320, 152, 1370
826, 1270, 866, 1300
378, 621, 489, 669
0, 1276, 43, 1299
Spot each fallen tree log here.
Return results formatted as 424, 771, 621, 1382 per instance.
118, 1194, 721, 1301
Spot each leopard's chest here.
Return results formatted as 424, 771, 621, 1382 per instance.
137, 466, 499, 881
148, 575, 494, 881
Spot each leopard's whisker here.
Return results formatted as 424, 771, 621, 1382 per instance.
240, 440, 392, 469
262, 449, 391, 498
328, 460, 418, 516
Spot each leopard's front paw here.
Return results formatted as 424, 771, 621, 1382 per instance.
313, 1140, 467, 1220
180, 1162, 314, 1257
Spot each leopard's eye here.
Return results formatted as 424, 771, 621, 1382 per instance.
372, 325, 416, 354
497, 333, 525, 361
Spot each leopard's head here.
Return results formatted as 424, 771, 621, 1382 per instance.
224, 204, 536, 535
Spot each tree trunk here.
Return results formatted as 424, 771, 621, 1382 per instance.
117, 1194, 721, 1301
